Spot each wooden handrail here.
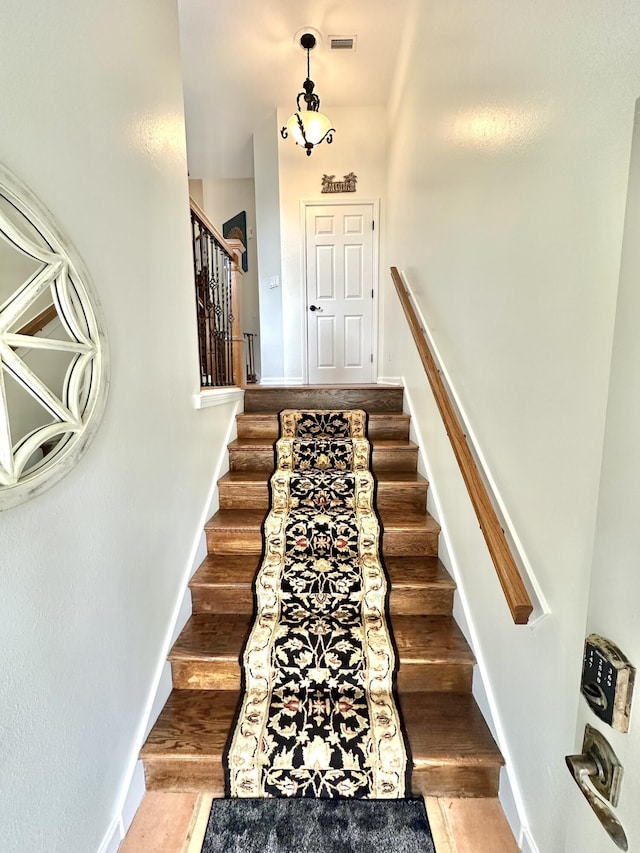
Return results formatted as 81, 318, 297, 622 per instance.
189, 197, 236, 258
390, 266, 533, 625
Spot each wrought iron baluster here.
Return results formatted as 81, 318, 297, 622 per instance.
190, 207, 236, 387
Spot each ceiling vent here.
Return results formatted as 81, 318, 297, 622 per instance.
329, 35, 357, 51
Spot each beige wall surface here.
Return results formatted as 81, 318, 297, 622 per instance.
382, 2, 640, 850
566, 98, 640, 853
0, 2, 236, 851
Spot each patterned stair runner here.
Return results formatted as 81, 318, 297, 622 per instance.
228, 410, 407, 798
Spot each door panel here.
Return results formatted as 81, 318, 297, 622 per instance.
316, 245, 335, 299
317, 316, 336, 369
344, 315, 364, 367
306, 203, 375, 384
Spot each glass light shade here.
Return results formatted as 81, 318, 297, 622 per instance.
285, 110, 333, 148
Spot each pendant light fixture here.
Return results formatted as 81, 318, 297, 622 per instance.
281, 33, 335, 156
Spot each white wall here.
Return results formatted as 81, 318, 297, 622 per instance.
0, 2, 237, 851
276, 105, 387, 383
383, 2, 640, 850
253, 112, 285, 381
564, 98, 640, 853
199, 178, 261, 377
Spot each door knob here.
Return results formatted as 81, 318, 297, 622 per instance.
309, 304, 323, 312
565, 725, 627, 850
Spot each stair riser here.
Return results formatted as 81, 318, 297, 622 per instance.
144, 760, 225, 796
410, 766, 500, 799
397, 664, 473, 693
207, 527, 438, 557
390, 588, 454, 616
191, 587, 255, 614
229, 447, 419, 473
243, 388, 404, 413
218, 481, 428, 512
237, 415, 411, 441
170, 659, 471, 693
143, 758, 498, 799
171, 660, 239, 691
190, 585, 454, 617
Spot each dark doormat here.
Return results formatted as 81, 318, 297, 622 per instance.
200, 798, 436, 853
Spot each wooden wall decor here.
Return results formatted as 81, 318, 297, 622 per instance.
321, 172, 357, 193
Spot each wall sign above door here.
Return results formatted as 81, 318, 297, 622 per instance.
321, 172, 357, 193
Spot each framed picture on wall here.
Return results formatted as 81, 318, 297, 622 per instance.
222, 211, 248, 272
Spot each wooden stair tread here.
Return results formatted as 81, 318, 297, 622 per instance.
219, 469, 427, 486
205, 509, 267, 531
170, 614, 251, 661
141, 690, 237, 757
170, 613, 472, 668
385, 556, 455, 589
381, 510, 440, 533
218, 471, 270, 485
227, 437, 418, 452
206, 508, 438, 531
191, 554, 258, 587
191, 555, 453, 591
393, 616, 474, 664
142, 689, 501, 769
400, 693, 503, 767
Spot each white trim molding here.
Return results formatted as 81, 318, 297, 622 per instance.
193, 387, 244, 409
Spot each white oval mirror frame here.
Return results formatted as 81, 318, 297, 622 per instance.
0, 163, 109, 509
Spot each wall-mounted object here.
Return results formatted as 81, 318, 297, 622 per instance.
0, 162, 108, 509
581, 634, 635, 732
566, 725, 627, 850
223, 211, 248, 272
281, 32, 335, 157
321, 173, 357, 194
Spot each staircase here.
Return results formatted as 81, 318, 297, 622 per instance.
141, 385, 503, 798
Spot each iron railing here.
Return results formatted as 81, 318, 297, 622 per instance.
191, 206, 235, 387
244, 332, 258, 383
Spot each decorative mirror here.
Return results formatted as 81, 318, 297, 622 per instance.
0, 163, 108, 509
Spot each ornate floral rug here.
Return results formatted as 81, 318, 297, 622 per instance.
227, 410, 407, 799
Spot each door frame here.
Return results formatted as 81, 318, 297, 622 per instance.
300, 198, 380, 385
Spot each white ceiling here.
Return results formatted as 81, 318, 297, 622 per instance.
178, 0, 410, 179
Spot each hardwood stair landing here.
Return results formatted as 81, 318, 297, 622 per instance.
141, 384, 503, 799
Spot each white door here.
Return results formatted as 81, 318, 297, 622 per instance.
305, 203, 376, 384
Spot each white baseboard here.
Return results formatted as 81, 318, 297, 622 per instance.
97, 817, 122, 853
257, 376, 304, 385
402, 381, 533, 850
519, 826, 540, 853
144, 660, 172, 740
96, 762, 146, 853
97, 397, 242, 853
376, 375, 403, 385
120, 761, 146, 834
